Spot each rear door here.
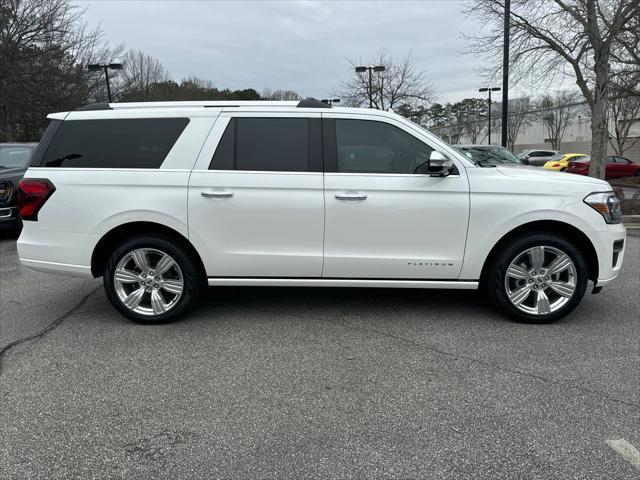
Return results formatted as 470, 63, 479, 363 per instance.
605, 156, 621, 178
321, 114, 470, 280
188, 112, 325, 278
610, 156, 634, 178
529, 151, 554, 166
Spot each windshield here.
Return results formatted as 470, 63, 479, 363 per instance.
0, 146, 34, 169
485, 146, 521, 164
457, 146, 522, 166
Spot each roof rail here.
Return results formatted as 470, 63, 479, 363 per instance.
77, 103, 112, 111
297, 99, 331, 108
105, 101, 300, 109
75, 100, 334, 111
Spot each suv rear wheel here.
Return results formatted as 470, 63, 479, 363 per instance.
103, 235, 202, 324
486, 233, 588, 323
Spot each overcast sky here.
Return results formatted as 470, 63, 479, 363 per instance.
77, 0, 491, 103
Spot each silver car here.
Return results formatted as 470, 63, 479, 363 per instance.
517, 149, 562, 166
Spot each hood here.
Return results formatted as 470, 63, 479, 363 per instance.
495, 164, 610, 189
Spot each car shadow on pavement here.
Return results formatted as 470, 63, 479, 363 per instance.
187, 285, 502, 326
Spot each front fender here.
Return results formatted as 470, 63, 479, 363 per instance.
459, 197, 603, 280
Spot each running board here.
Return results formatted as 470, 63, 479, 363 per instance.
207, 278, 479, 289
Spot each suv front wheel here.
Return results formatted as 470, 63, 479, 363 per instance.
104, 235, 202, 324
486, 233, 588, 323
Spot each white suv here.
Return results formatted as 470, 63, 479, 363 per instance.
17, 100, 626, 324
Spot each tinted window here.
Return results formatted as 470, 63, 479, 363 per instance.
335, 119, 433, 174
0, 146, 34, 169
41, 118, 189, 168
210, 117, 309, 172
210, 119, 236, 170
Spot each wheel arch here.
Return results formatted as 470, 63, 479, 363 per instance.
91, 221, 206, 282
479, 220, 599, 285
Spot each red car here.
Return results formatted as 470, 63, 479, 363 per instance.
566, 155, 640, 178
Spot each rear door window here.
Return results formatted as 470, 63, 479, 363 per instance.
210, 117, 314, 172
40, 118, 189, 168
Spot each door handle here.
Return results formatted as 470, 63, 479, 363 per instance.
335, 192, 367, 201
201, 190, 233, 198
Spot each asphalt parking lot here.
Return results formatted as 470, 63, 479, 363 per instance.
1, 234, 639, 479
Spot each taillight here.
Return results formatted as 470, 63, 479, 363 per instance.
551, 163, 561, 168
17, 178, 55, 221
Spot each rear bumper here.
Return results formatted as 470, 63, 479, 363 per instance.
19, 258, 93, 277
17, 223, 96, 278
0, 206, 18, 223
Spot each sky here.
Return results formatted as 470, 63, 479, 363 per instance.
77, 0, 492, 104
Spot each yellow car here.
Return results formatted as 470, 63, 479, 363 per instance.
543, 153, 588, 171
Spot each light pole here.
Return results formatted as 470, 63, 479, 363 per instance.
501, 0, 511, 147
479, 87, 501, 145
321, 99, 341, 106
88, 63, 123, 103
355, 65, 385, 108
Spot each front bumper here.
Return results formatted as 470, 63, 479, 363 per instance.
592, 223, 626, 288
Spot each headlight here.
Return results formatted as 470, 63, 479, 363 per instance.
584, 191, 622, 224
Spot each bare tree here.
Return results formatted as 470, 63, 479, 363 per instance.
608, 94, 640, 156
261, 89, 302, 101
116, 50, 168, 101
338, 49, 435, 112
610, 12, 640, 97
465, 117, 486, 144
464, 0, 640, 179
506, 97, 530, 151
538, 91, 579, 150
456, 98, 488, 144
0, 0, 121, 140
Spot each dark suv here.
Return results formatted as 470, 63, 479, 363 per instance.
0, 143, 38, 233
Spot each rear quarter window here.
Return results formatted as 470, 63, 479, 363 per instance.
40, 118, 189, 168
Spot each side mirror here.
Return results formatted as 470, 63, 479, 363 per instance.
428, 151, 454, 177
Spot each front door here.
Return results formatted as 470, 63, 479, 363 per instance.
321, 115, 470, 280
189, 113, 324, 278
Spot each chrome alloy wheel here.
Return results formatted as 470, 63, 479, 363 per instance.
504, 246, 577, 316
113, 248, 184, 316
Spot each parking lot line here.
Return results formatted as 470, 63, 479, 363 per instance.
606, 439, 640, 469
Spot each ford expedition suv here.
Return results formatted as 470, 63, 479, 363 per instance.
17, 100, 626, 324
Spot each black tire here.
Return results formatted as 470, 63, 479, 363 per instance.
103, 234, 202, 324
485, 232, 588, 324
560, 167, 567, 172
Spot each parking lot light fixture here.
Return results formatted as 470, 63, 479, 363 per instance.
87, 63, 124, 103
355, 65, 386, 108
479, 87, 501, 145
